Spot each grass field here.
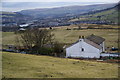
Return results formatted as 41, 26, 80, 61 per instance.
2, 32, 16, 45
2, 52, 118, 78
2, 25, 118, 49
51, 26, 118, 48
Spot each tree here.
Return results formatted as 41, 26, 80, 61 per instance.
78, 25, 81, 30
15, 28, 54, 54
49, 27, 52, 30
53, 41, 64, 57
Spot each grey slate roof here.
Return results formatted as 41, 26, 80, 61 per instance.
86, 34, 105, 45
66, 34, 105, 49
84, 39, 102, 49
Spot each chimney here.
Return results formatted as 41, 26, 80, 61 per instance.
79, 36, 85, 39
82, 36, 84, 39
79, 36, 81, 39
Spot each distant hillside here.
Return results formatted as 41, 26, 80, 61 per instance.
69, 3, 119, 24
1, 11, 28, 19
1, 11, 32, 24
1, 3, 118, 30
19, 3, 116, 18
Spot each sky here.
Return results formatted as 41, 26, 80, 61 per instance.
1, 0, 119, 12
2, 0, 119, 2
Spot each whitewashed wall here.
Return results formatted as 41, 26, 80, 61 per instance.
66, 39, 101, 58
100, 42, 105, 51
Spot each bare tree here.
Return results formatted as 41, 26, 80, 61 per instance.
20, 29, 34, 52
15, 28, 54, 54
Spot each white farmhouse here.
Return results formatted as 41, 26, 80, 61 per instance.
66, 34, 105, 58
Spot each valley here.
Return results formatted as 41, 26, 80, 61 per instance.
1, 3, 119, 32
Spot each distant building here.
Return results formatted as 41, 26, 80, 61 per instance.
66, 34, 105, 58
19, 24, 29, 27
18, 28, 26, 31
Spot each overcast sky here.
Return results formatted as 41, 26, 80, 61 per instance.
1, 0, 119, 12
2, 0, 119, 2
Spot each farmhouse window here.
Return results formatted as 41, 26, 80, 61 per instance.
81, 48, 84, 51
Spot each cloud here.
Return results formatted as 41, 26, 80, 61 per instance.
1, 0, 119, 3
1, 0, 119, 12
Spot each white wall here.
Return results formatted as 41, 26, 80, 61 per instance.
100, 42, 105, 52
66, 42, 81, 58
66, 39, 100, 58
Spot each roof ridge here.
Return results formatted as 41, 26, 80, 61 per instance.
86, 34, 105, 45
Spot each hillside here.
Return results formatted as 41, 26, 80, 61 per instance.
69, 3, 119, 24
1, 3, 119, 31
2, 52, 118, 78
1, 11, 32, 25
1, 3, 118, 30
19, 3, 116, 18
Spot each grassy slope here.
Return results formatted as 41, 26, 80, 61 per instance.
70, 7, 118, 24
1, 12, 16, 14
0, 52, 1, 79
1, 12, 17, 18
2, 52, 118, 78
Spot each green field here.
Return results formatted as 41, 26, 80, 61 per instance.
2, 52, 118, 78
70, 7, 118, 24
2, 26, 118, 49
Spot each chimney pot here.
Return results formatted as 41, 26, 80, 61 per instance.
79, 36, 81, 39
82, 36, 84, 39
